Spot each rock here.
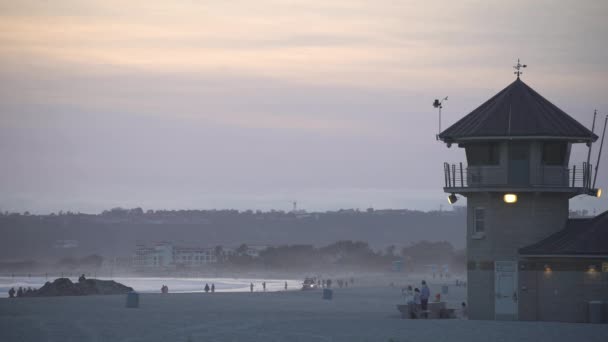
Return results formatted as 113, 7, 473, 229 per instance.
33, 278, 133, 297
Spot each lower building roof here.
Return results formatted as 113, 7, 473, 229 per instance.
519, 210, 608, 256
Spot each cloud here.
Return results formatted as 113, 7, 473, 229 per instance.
0, 0, 607, 213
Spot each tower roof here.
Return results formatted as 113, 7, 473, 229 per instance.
438, 78, 598, 143
519, 210, 608, 256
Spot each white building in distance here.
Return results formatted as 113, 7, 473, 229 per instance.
134, 242, 217, 268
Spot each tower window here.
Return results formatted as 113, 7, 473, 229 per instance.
474, 208, 485, 233
466, 143, 500, 166
542, 142, 567, 165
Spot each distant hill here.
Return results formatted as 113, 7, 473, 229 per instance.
0, 208, 465, 260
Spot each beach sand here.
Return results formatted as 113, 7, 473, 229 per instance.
1, 283, 606, 342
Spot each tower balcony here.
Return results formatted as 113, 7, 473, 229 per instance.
443, 162, 593, 194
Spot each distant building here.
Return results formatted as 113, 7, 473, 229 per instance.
134, 242, 217, 268
439, 72, 605, 322
244, 245, 268, 258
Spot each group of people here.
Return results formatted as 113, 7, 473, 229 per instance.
247, 281, 292, 292
401, 280, 468, 319
248, 281, 268, 292
402, 280, 431, 319
454, 279, 467, 287
204, 283, 215, 293
7, 286, 36, 298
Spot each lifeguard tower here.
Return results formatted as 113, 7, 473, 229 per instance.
438, 62, 601, 320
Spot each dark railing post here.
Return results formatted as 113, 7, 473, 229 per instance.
447, 163, 452, 188
572, 165, 576, 187
444, 163, 449, 187
452, 164, 456, 188
583, 162, 587, 189
459, 162, 464, 187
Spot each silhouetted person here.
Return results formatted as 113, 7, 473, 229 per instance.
284, 281, 288, 290
17, 287, 23, 297
250, 283, 254, 292
204, 284, 210, 293
211, 284, 215, 293
8, 287, 15, 298
461, 302, 468, 319
262, 282, 266, 292
420, 280, 430, 318
78, 274, 86, 283
409, 288, 421, 319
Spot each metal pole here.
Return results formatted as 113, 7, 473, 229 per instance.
572, 165, 576, 187
586, 110, 597, 188
460, 162, 464, 187
593, 115, 608, 189
439, 106, 442, 135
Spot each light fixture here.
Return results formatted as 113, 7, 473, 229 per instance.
503, 193, 518, 204
447, 193, 458, 204
544, 264, 552, 273
589, 188, 602, 198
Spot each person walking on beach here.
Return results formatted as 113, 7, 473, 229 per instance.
262, 282, 266, 292
284, 281, 288, 290
250, 283, 254, 292
17, 287, 23, 297
420, 280, 430, 318
204, 283, 210, 293
8, 287, 15, 298
211, 284, 215, 293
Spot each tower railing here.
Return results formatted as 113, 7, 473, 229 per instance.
443, 162, 592, 190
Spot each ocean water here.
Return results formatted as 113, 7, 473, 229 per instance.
0, 276, 302, 297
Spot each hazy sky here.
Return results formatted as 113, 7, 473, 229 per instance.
1, 0, 607, 214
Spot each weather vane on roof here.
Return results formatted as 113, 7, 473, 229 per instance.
513, 58, 527, 78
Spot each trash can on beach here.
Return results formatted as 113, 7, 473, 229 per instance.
323, 289, 333, 300
126, 291, 139, 308
589, 301, 603, 323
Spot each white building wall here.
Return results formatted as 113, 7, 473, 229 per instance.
466, 192, 570, 320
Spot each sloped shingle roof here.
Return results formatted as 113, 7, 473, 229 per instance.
519, 210, 608, 256
439, 78, 598, 143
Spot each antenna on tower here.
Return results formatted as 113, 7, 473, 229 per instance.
513, 58, 527, 78
433, 96, 448, 140
586, 110, 597, 190
592, 114, 607, 189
